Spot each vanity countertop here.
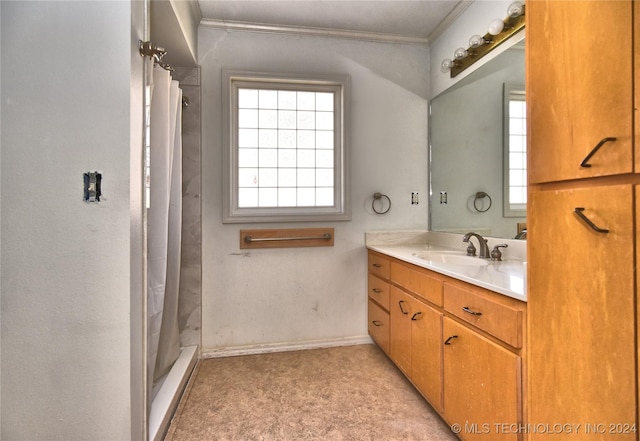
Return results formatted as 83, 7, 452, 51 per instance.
366, 231, 526, 302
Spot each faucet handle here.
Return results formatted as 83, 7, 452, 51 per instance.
466, 242, 477, 256
490, 244, 508, 261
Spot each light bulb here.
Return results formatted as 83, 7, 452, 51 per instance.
488, 18, 505, 36
507, 1, 524, 18
469, 34, 485, 49
440, 58, 453, 72
454, 47, 467, 60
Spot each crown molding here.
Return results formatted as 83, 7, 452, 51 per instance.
199, 18, 429, 45
426, 0, 474, 43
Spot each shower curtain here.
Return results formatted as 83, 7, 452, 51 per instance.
147, 65, 183, 400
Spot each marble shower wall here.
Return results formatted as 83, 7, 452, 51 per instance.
174, 66, 201, 349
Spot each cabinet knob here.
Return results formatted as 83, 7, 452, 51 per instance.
444, 335, 458, 345
372, 288, 382, 293
398, 301, 408, 315
411, 312, 423, 321
371, 320, 383, 327
372, 263, 382, 268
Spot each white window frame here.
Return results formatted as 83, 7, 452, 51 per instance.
503, 83, 526, 218
222, 70, 350, 223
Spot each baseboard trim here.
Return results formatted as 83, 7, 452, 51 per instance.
202, 335, 374, 359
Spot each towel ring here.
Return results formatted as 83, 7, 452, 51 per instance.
473, 192, 492, 213
372, 192, 391, 214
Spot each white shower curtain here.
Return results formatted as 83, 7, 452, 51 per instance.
147, 66, 183, 399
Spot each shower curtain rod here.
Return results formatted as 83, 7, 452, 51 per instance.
138, 40, 174, 71
139, 40, 190, 109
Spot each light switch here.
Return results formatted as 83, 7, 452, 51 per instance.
83, 172, 102, 202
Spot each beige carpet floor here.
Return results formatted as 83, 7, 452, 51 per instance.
165, 344, 458, 441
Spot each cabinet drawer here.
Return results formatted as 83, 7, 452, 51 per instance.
368, 252, 390, 280
368, 274, 390, 311
368, 299, 390, 354
444, 283, 523, 348
390, 261, 443, 306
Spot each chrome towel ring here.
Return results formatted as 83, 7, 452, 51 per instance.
372, 192, 391, 214
473, 191, 492, 213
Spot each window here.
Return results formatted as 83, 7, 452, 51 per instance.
223, 71, 350, 223
503, 84, 526, 217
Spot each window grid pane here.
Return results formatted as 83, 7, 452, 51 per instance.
237, 87, 336, 208
508, 96, 527, 205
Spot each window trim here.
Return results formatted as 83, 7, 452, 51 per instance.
222, 70, 351, 223
502, 83, 526, 218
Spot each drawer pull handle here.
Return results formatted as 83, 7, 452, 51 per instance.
372, 320, 383, 327
574, 207, 610, 233
580, 137, 617, 168
411, 312, 423, 321
398, 301, 408, 315
372, 263, 382, 268
462, 306, 482, 316
372, 288, 382, 293
444, 335, 458, 345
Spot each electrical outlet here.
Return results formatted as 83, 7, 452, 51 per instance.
440, 191, 447, 204
411, 192, 419, 205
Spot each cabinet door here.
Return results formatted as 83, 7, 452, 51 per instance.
529, 185, 636, 440
528, 1, 633, 183
390, 286, 413, 376
443, 318, 521, 441
411, 300, 443, 413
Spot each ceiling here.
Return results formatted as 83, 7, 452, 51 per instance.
197, 0, 467, 43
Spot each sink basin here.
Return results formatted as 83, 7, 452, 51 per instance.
412, 251, 489, 267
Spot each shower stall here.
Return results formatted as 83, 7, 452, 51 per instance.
141, 41, 199, 441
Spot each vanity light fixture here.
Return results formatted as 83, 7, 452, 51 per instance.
441, 1, 525, 77
468, 34, 485, 49
488, 18, 506, 36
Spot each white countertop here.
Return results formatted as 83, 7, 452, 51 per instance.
366, 232, 526, 302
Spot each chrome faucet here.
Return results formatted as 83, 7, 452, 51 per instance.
462, 232, 491, 259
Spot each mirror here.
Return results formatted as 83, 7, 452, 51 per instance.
429, 37, 525, 239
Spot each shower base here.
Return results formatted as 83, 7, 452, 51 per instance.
149, 345, 198, 441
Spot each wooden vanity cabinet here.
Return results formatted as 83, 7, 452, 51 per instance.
367, 252, 391, 354
390, 285, 444, 412
443, 318, 521, 441
410, 300, 444, 413
443, 281, 525, 441
388, 259, 445, 412
367, 251, 526, 437
368, 300, 389, 354
528, 1, 639, 438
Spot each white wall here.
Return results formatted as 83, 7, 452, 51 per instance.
199, 29, 430, 353
1, 2, 137, 439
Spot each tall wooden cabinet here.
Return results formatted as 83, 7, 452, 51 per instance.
528, 1, 634, 183
527, 1, 639, 439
